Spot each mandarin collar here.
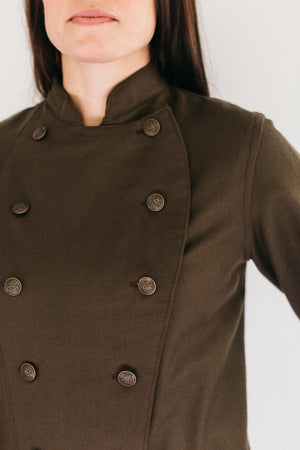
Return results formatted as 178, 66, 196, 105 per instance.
45, 60, 170, 125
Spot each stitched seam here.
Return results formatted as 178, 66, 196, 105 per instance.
243, 114, 257, 261
143, 104, 191, 450
243, 113, 265, 260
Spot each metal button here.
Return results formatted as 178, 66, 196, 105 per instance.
143, 118, 160, 136
3, 277, 22, 296
146, 193, 165, 212
11, 200, 30, 215
117, 370, 137, 387
19, 362, 37, 382
137, 276, 157, 295
32, 125, 47, 141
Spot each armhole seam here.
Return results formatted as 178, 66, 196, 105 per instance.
243, 112, 265, 261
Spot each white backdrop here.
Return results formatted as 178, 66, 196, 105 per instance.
1, 1, 300, 449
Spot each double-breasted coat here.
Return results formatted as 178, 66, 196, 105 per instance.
0, 60, 299, 450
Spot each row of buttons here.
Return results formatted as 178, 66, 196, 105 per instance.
6, 117, 163, 389
32, 117, 161, 141
3, 275, 157, 297
19, 362, 136, 387
10, 192, 164, 217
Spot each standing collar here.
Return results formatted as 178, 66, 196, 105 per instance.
45, 59, 170, 125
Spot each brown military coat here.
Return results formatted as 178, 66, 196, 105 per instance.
0, 60, 299, 450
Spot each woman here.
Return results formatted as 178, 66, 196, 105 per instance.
0, 0, 299, 449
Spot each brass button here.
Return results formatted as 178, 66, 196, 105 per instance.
11, 200, 30, 215
19, 362, 37, 382
117, 370, 137, 387
32, 125, 47, 141
146, 193, 165, 212
143, 118, 160, 136
137, 276, 157, 295
3, 277, 22, 296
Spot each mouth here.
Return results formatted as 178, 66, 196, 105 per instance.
69, 8, 118, 21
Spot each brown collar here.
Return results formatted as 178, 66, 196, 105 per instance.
45, 60, 170, 125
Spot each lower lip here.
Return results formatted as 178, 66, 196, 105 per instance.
70, 16, 115, 25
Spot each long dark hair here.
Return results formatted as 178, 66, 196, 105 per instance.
24, 0, 210, 98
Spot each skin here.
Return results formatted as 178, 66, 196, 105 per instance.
42, 1, 157, 126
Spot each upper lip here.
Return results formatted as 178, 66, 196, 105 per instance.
69, 8, 118, 21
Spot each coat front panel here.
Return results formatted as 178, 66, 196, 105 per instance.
0, 101, 191, 448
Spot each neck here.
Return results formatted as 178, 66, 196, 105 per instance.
61, 49, 151, 126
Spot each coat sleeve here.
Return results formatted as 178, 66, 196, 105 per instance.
245, 112, 300, 319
